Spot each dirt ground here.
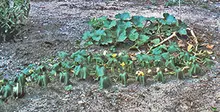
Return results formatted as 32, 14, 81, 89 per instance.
0, 0, 220, 111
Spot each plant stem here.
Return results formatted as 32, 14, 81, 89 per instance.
147, 32, 177, 54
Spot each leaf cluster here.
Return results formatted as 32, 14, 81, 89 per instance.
82, 12, 187, 49
0, 0, 30, 42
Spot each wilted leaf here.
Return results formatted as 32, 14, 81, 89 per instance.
187, 43, 193, 52
178, 40, 185, 47
206, 44, 214, 49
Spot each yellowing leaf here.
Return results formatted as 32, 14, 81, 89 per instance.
205, 50, 213, 55
178, 40, 185, 47
187, 43, 193, 52
129, 53, 136, 61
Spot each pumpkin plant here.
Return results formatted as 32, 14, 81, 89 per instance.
119, 72, 128, 86
96, 65, 111, 89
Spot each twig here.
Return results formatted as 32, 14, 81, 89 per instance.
147, 32, 177, 54
187, 28, 198, 51
153, 32, 177, 48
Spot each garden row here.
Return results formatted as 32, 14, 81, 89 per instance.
0, 12, 214, 102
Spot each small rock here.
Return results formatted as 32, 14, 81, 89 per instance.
78, 100, 84, 104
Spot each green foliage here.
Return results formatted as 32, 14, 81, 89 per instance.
0, 12, 215, 102
0, 0, 30, 42
82, 13, 187, 49
175, 68, 184, 79
37, 74, 50, 87
64, 85, 73, 92
119, 72, 128, 86
154, 71, 165, 83
99, 76, 111, 89
59, 71, 70, 85
136, 75, 146, 85
164, 0, 185, 7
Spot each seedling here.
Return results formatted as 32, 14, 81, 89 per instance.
96, 66, 111, 89
79, 67, 88, 80
99, 76, 111, 89
13, 82, 25, 98
154, 71, 165, 83
136, 71, 146, 85
64, 85, 73, 92
119, 72, 128, 86
1, 84, 13, 99
37, 74, 50, 87
59, 71, 70, 85
175, 68, 184, 79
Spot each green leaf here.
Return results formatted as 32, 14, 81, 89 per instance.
64, 85, 73, 91
99, 76, 111, 89
92, 36, 101, 41
120, 54, 130, 63
158, 19, 166, 25
152, 47, 162, 55
96, 66, 105, 77
101, 36, 113, 45
58, 51, 69, 59
52, 63, 61, 71
117, 30, 127, 42
168, 42, 179, 53
115, 12, 130, 20
163, 13, 177, 25
3, 84, 12, 98
131, 16, 147, 28
136, 35, 150, 46
154, 55, 162, 61
165, 60, 176, 70
161, 52, 170, 59
74, 65, 81, 76
104, 20, 116, 29
203, 58, 215, 68
80, 67, 88, 79
61, 61, 72, 69
154, 71, 165, 83
119, 72, 128, 86
128, 29, 139, 41
95, 29, 106, 36
13, 82, 24, 98
146, 17, 157, 22
50, 70, 57, 76
84, 41, 93, 46
175, 68, 184, 79
82, 31, 91, 40
151, 38, 160, 45
178, 28, 187, 35
136, 75, 145, 85
37, 75, 49, 87
59, 72, 70, 85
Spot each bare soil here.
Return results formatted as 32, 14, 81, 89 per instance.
0, 0, 220, 111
